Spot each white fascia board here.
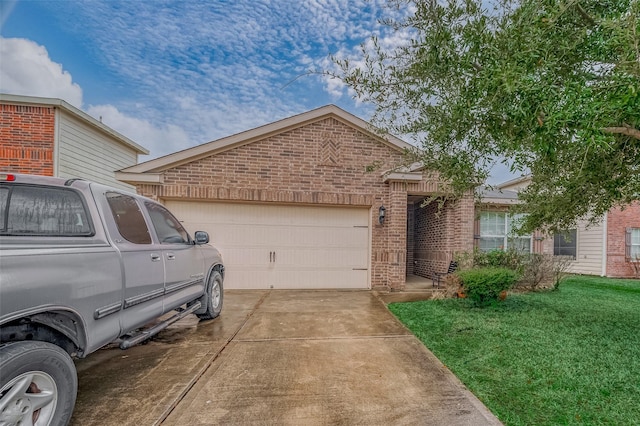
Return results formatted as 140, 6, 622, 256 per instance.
383, 172, 424, 183
478, 197, 521, 205
115, 171, 163, 184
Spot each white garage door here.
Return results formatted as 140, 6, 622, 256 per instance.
165, 201, 370, 289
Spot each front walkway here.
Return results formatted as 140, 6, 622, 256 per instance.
377, 274, 446, 304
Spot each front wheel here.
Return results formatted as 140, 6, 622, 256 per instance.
196, 270, 223, 320
0, 341, 77, 426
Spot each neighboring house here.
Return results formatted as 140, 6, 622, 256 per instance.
117, 105, 476, 291
477, 176, 640, 278
0, 93, 148, 190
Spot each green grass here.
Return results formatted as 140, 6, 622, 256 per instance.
389, 276, 640, 425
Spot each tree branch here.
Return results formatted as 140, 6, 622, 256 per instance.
603, 125, 640, 140
574, 3, 596, 26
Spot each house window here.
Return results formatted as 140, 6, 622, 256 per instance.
479, 212, 531, 253
628, 228, 640, 260
554, 229, 577, 259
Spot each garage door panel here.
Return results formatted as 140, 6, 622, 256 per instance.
166, 201, 370, 289
273, 248, 368, 268
268, 269, 368, 289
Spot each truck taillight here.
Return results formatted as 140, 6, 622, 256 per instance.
0, 173, 16, 182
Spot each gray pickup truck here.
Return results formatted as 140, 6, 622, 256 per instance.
0, 173, 224, 426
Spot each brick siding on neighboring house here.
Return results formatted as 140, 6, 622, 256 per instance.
606, 202, 640, 277
0, 104, 55, 176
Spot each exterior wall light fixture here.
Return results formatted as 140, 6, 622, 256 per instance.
378, 205, 386, 225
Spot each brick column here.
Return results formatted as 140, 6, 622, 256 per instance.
387, 182, 407, 290
453, 191, 476, 255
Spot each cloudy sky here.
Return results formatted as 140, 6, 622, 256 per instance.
1, 0, 511, 183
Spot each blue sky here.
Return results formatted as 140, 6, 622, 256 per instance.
1, 0, 512, 183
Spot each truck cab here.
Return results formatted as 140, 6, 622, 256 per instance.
0, 173, 224, 425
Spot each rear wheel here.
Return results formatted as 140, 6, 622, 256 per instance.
196, 271, 223, 320
0, 341, 77, 426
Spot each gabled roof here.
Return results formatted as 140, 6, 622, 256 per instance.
0, 93, 149, 155
117, 105, 414, 183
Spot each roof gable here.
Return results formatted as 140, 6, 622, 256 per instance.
119, 105, 413, 175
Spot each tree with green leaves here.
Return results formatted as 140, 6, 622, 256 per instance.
334, 0, 639, 233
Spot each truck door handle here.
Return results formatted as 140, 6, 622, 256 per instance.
166, 253, 176, 261
150, 254, 161, 262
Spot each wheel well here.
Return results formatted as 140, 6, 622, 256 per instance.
213, 263, 225, 280
0, 311, 85, 357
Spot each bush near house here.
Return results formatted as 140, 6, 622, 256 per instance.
457, 268, 519, 305
455, 249, 572, 291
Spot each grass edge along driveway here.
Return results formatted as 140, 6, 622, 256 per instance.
389, 276, 640, 426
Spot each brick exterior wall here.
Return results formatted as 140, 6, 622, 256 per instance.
411, 195, 475, 279
137, 117, 423, 290
406, 204, 415, 275
0, 104, 55, 175
606, 202, 640, 278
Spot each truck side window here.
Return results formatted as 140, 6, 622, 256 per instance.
145, 202, 190, 244
1, 185, 92, 236
0, 187, 8, 232
106, 192, 152, 244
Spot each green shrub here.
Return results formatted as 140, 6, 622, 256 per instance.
455, 249, 571, 291
457, 267, 519, 305
472, 248, 524, 272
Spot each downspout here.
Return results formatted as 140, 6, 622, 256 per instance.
601, 214, 608, 277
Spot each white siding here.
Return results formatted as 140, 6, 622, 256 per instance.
56, 110, 138, 190
567, 217, 605, 276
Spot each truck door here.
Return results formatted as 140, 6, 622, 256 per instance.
104, 192, 165, 333
144, 202, 205, 312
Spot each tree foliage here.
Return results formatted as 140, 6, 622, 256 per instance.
334, 0, 640, 233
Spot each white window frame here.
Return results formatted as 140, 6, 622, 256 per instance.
479, 212, 532, 253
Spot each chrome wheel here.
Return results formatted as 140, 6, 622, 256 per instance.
210, 278, 221, 310
0, 371, 57, 426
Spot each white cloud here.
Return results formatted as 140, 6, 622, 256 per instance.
0, 36, 196, 159
0, 37, 83, 107
1, 2, 414, 161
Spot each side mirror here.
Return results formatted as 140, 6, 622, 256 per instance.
194, 231, 209, 245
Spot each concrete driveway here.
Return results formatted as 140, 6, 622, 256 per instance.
72, 290, 501, 425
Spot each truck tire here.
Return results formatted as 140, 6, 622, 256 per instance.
0, 341, 77, 426
196, 270, 223, 320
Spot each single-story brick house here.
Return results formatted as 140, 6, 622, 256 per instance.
0, 93, 148, 190
117, 105, 476, 290
477, 176, 640, 278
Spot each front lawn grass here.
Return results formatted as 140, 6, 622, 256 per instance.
389, 276, 640, 425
